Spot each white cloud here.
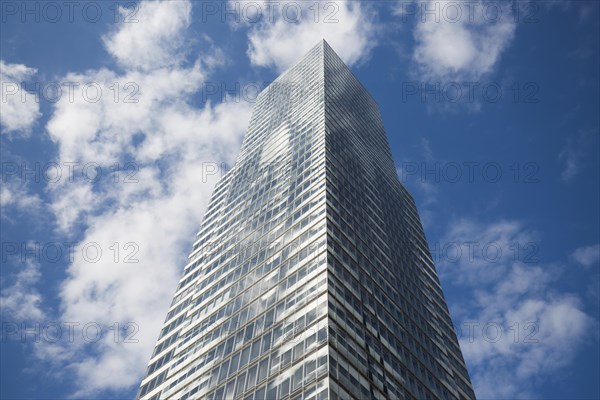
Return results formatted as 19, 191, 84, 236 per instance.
559, 130, 594, 182
571, 244, 600, 267
464, 293, 591, 399
0, 60, 42, 135
439, 218, 536, 284
408, 0, 516, 81
0, 259, 44, 321
439, 218, 594, 398
103, 1, 192, 71
35, 0, 254, 395
244, 1, 378, 72
559, 146, 582, 182
1, 179, 43, 217
396, 137, 438, 228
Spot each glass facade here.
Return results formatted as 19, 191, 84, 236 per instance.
137, 40, 475, 400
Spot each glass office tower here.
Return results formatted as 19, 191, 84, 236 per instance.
137, 40, 475, 400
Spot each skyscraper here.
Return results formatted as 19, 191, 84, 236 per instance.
137, 40, 475, 400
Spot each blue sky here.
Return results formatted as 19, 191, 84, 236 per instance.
1, 1, 598, 398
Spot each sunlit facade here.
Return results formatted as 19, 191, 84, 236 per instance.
137, 40, 475, 400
